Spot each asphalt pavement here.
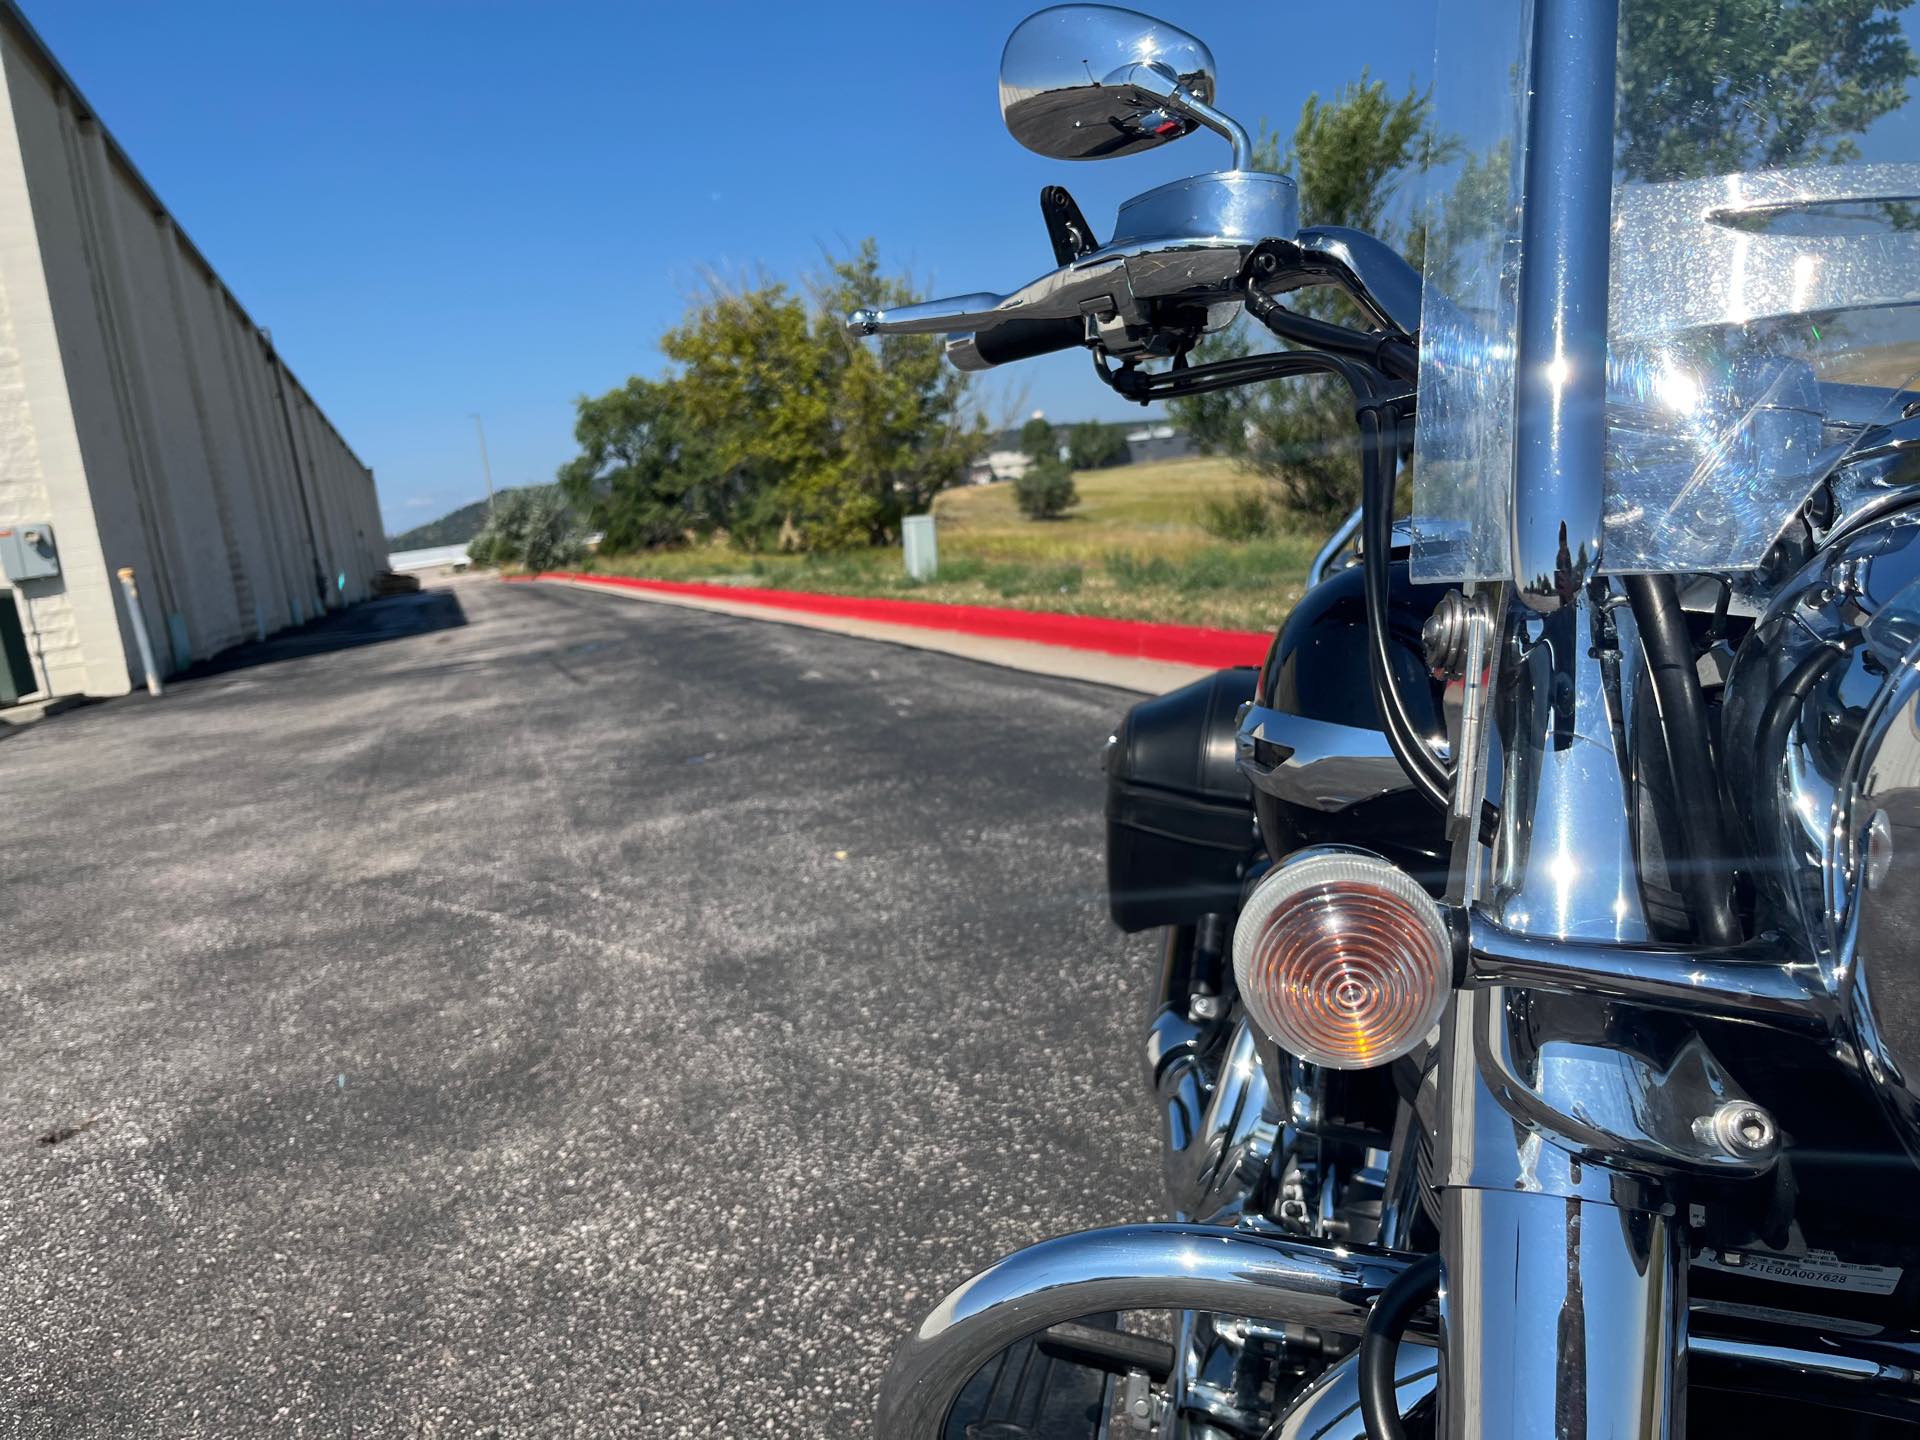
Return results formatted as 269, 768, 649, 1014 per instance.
0, 574, 1162, 1438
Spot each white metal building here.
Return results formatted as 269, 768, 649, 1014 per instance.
0, 2, 385, 701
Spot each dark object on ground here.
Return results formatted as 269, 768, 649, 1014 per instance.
36, 1116, 100, 1146
372, 571, 422, 596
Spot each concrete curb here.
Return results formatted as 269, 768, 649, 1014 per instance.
510, 573, 1256, 695
530, 571, 1272, 666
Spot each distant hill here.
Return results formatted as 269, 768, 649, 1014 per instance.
386, 485, 555, 550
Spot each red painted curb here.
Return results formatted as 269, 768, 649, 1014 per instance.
518, 571, 1272, 668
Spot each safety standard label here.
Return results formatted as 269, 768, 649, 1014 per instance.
1695, 1248, 1904, 1296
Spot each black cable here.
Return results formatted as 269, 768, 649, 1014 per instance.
1360, 404, 1452, 812
1242, 285, 1419, 382
1706, 576, 1732, 645
1359, 1251, 1442, 1440
1093, 348, 1369, 404
1096, 337, 1459, 817
1623, 573, 1742, 946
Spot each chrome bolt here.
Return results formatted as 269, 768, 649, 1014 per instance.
1189, 993, 1227, 1023
1697, 1101, 1778, 1157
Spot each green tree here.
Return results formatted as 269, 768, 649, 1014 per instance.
1617, 0, 1916, 182
572, 242, 981, 554
1014, 457, 1078, 520
557, 377, 712, 550
662, 280, 832, 550
814, 241, 985, 542
1066, 420, 1130, 470
1019, 415, 1058, 464
1169, 73, 1444, 523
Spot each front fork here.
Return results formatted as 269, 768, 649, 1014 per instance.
1422, 537, 1708, 1432
1430, 990, 1691, 1439
1439, 1190, 1684, 1437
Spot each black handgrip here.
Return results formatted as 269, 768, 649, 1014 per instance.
968, 316, 1087, 367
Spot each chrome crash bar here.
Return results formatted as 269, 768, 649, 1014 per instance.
875, 1224, 1417, 1437
877, 1224, 1920, 1437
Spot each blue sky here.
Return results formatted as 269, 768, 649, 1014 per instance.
20, 3, 1437, 533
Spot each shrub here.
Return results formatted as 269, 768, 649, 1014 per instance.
467, 489, 585, 571
1014, 457, 1079, 520
1197, 489, 1276, 541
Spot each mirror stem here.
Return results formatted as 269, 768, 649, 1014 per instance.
1122, 63, 1254, 172
1180, 94, 1253, 173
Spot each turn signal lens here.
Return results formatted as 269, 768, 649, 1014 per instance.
1232, 850, 1452, 1070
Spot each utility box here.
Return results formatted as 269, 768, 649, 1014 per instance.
902, 513, 938, 582
0, 522, 58, 581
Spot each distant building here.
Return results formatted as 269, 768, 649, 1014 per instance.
968, 429, 1036, 485
1126, 423, 1195, 465
0, 3, 383, 702
964, 417, 1193, 484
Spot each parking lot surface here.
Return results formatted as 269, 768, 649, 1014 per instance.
0, 575, 1160, 1437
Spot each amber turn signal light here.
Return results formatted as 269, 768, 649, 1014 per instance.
1232, 849, 1453, 1070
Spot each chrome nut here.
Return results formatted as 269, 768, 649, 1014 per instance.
1422, 590, 1471, 679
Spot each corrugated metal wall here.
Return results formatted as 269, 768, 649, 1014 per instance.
0, 6, 385, 698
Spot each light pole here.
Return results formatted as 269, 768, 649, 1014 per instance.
470, 413, 495, 513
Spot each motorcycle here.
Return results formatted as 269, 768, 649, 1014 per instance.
851, 3, 1920, 1435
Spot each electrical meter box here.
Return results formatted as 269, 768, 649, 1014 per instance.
0, 523, 59, 581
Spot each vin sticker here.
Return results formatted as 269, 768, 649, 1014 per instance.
1695, 1248, 1904, 1296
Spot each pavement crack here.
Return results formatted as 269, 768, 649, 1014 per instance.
363, 879, 668, 972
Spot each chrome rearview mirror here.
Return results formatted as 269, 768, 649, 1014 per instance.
999, 4, 1252, 170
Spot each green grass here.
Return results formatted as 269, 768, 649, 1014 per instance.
579, 456, 1320, 631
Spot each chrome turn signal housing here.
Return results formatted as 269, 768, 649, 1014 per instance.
1232, 848, 1452, 1070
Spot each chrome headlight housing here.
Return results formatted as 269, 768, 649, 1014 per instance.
1723, 506, 1920, 1160
1827, 590, 1920, 1131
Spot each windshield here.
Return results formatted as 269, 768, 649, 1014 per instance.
1413, 0, 1920, 582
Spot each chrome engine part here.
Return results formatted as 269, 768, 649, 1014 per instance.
1154, 1014, 1279, 1224
873, 1225, 1420, 1438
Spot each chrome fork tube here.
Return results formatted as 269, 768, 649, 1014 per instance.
1445, 0, 1683, 1422
1508, 0, 1617, 610
1440, 1189, 1684, 1438
1495, 0, 1643, 940
1433, 992, 1687, 1439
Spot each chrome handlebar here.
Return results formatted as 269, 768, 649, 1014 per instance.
846, 170, 1422, 372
